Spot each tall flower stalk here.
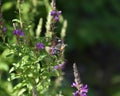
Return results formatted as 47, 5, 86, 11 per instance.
0, 0, 6, 42
71, 63, 88, 96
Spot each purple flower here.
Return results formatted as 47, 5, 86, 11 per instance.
54, 61, 66, 70
79, 85, 88, 96
54, 16, 59, 21
71, 84, 88, 96
50, 10, 56, 16
50, 10, 62, 21
73, 91, 79, 96
13, 29, 24, 36
2, 27, 7, 33
57, 11, 62, 15
36, 43, 44, 50
71, 82, 79, 88
54, 63, 64, 69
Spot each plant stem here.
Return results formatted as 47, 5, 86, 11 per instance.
32, 85, 37, 96
0, 0, 2, 27
17, 0, 23, 29
51, 0, 56, 10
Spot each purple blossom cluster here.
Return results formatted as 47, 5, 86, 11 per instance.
13, 29, 24, 36
71, 82, 88, 96
36, 42, 44, 50
54, 61, 66, 70
50, 10, 62, 22
2, 27, 7, 33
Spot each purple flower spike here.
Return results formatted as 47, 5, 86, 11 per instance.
36, 43, 44, 50
71, 63, 88, 96
71, 83, 88, 96
50, 10, 62, 22
13, 29, 24, 36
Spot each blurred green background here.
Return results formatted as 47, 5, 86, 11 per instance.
1, 0, 120, 96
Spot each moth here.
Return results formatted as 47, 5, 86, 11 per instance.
46, 36, 67, 55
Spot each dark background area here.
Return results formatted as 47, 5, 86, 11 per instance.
1, 0, 120, 96
57, 0, 120, 96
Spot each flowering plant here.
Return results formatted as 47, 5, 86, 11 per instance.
71, 63, 88, 96
0, 0, 88, 96
0, 0, 67, 96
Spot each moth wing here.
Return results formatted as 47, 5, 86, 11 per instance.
45, 46, 51, 54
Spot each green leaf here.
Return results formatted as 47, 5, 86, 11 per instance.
9, 73, 20, 81
12, 19, 21, 23
2, 2, 13, 11
18, 88, 26, 96
9, 67, 15, 73
6, 53, 13, 57
0, 62, 9, 71
38, 54, 47, 61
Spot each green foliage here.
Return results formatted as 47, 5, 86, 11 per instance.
0, 0, 67, 96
